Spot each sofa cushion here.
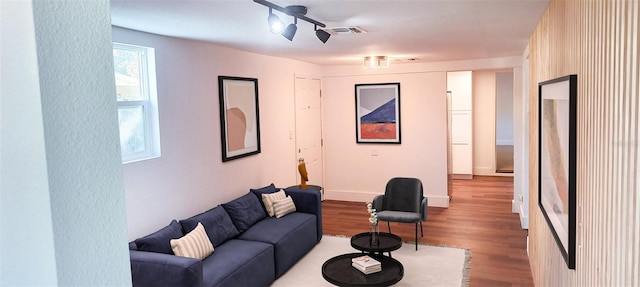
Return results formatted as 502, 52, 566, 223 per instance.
272, 196, 296, 218
134, 219, 183, 254
261, 190, 286, 217
201, 239, 275, 287
239, 213, 317, 277
180, 206, 239, 247
250, 183, 278, 194
222, 192, 266, 233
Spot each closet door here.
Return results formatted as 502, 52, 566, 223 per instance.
294, 76, 324, 191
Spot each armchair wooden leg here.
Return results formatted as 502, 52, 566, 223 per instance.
387, 221, 391, 233
420, 221, 424, 237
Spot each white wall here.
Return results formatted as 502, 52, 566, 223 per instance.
496, 72, 515, 145
1, 1, 58, 285
1, 1, 131, 285
113, 26, 526, 238
513, 59, 528, 226
112, 28, 322, 240
322, 71, 449, 206
472, 71, 497, 175
321, 58, 522, 207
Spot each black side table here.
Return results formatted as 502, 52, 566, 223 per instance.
322, 253, 404, 287
350, 232, 402, 257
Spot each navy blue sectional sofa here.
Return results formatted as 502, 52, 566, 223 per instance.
129, 184, 322, 287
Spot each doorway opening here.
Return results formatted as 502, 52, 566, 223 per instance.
495, 72, 514, 173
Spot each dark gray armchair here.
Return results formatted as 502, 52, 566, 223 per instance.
372, 177, 428, 250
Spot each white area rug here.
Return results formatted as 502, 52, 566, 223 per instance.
272, 235, 470, 287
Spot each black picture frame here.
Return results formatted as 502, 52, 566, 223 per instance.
218, 76, 261, 162
538, 74, 577, 269
355, 83, 401, 144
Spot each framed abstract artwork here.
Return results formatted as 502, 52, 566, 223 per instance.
538, 74, 577, 269
355, 83, 401, 144
218, 76, 261, 162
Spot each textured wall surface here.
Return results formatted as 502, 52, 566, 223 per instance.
528, 0, 639, 285
0, 1, 59, 285
30, 1, 132, 285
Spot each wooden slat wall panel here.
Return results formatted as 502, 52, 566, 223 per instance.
528, 0, 639, 286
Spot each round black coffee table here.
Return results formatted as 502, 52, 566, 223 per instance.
351, 232, 402, 257
322, 253, 404, 287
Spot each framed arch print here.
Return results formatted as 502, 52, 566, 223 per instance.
218, 76, 261, 162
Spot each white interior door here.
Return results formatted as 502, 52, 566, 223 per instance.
294, 76, 323, 194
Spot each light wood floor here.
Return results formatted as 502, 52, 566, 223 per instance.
322, 176, 533, 286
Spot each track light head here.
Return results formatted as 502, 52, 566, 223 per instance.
315, 25, 330, 43
282, 24, 297, 41
282, 18, 297, 41
268, 8, 284, 33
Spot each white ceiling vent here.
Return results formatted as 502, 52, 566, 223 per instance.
322, 26, 367, 35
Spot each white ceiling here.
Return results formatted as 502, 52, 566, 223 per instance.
110, 0, 549, 66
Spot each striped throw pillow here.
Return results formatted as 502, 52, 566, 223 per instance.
273, 196, 296, 218
261, 190, 286, 217
170, 222, 214, 259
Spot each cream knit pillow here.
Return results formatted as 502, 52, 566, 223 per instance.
261, 190, 286, 217
170, 222, 214, 259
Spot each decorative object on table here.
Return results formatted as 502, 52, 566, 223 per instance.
298, 158, 308, 189
218, 76, 261, 162
372, 177, 427, 250
355, 82, 401, 144
538, 74, 577, 270
351, 255, 382, 274
367, 201, 379, 246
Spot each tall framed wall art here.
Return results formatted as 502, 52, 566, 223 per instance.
538, 74, 577, 269
218, 76, 261, 162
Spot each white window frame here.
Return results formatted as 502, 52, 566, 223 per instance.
113, 43, 161, 164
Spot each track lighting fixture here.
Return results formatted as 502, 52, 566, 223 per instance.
282, 17, 297, 41
315, 25, 331, 43
267, 8, 284, 33
254, 0, 330, 44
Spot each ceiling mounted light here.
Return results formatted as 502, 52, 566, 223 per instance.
363, 56, 389, 68
267, 8, 284, 33
254, 0, 327, 43
282, 17, 297, 41
315, 25, 331, 43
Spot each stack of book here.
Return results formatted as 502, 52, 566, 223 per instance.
351, 255, 382, 274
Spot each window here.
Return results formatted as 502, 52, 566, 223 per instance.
113, 43, 161, 163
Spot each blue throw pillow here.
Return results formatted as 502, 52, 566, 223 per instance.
250, 183, 279, 194
222, 192, 267, 233
134, 220, 183, 254
250, 183, 282, 211
180, 206, 240, 247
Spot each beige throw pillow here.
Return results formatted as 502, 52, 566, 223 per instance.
273, 196, 296, 218
170, 222, 214, 259
261, 190, 286, 217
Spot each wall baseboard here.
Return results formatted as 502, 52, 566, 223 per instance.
496, 140, 514, 145
452, 174, 473, 179
472, 167, 494, 175
324, 189, 450, 208
519, 203, 529, 229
